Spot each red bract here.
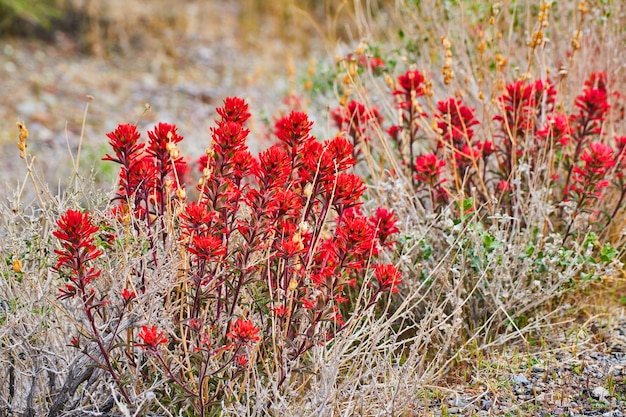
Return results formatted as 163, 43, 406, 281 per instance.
369, 208, 399, 248
254, 145, 291, 190
537, 113, 572, 146
103, 124, 144, 166
126, 155, 158, 204
572, 85, 610, 136
326, 173, 366, 212
325, 135, 356, 172
436, 98, 479, 147
575, 142, 616, 178
275, 111, 314, 152
226, 318, 260, 344
216, 96, 251, 125
212, 121, 249, 157
121, 288, 136, 301
394, 69, 427, 107
494, 79, 555, 138
374, 264, 402, 293
187, 235, 226, 261
331, 100, 382, 149
180, 202, 216, 237
138, 325, 168, 351
414, 153, 446, 186
336, 209, 377, 260
53, 209, 102, 275
568, 142, 615, 204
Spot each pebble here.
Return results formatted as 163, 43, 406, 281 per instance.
511, 374, 530, 385
532, 365, 545, 373
591, 386, 610, 401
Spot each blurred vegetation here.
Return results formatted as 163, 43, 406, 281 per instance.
0, 0, 60, 34
0, 0, 394, 55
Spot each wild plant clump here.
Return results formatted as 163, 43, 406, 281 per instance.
41, 97, 401, 415
322, 25, 626, 350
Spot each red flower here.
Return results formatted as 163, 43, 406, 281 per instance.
414, 153, 446, 185
369, 208, 399, 248
226, 318, 260, 344
53, 210, 103, 288
573, 87, 610, 134
394, 70, 427, 108
576, 142, 616, 177
331, 100, 382, 146
147, 123, 183, 156
326, 173, 366, 212
374, 264, 402, 293
568, 142, 615, 203
187, 235, 226, 261
121, 288, 136, 301
180, 202, 216, 236
436, 98, 479, 147
125, 155, 158, 202
211, 121, 249, 157
494, 79, 555, 138
216, 96, 251, 125
537, 113, 572, 146
103, 124, 144, 165
253, 144, 291, 190
137, 325, 168, 350
275, 111, 314, 151
324, 135, 356, 172
336, 209, 377, 260
58, 283, 78, 300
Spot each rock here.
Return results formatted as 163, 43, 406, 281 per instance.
481, 399, 492, 410
16, 100, 46, 117
591, 386, 610, 401
511, 374, 530, 385
531, 365, 545, 373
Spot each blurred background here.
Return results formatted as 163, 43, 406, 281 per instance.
0, 0, 384, 196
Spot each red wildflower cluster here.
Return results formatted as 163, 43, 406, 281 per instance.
104, 122, 188, 221
369, 208, 400, 249
374, 264, 402, 294
94, 97, 401, 403
568, 142, 615, 205
537, 113, 572, 146
331, 100, 383, 152
53, 209, 103, 300
494, 79, 556, 139
414, 153, 446, 187
137, 325, 168, 351
394, 69, 428, 108
435, 97, 482, 171
226, 318, 260, 344
571, 71, 610, 139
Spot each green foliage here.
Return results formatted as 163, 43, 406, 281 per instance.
0, 0, 60, 33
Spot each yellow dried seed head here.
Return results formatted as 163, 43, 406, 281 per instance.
356, 41, 366, 55
304, 183, 313, 197
12, 259, 22, 273
176, 188, 186, 200
385, 75, 394, 89
288, 279, 298, 291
